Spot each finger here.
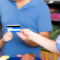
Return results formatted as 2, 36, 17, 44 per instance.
21, 56, 26, 60
17, 55, 22, 57
21, 58, 26, 60
19, 29, 28, 31
4, 33, 12, 41
19, 29, 27, 33
3, 35, 8, 41
5, 34, 11, 41
17, 33, 26, 39
5, 31, 13, 39
16, 33, 21, 37
27, 57, 34, 60
17, 33, 23, 38
8, 31, 13, 36
21, 34, 27, 39
21, 36, 28, 42
21, 54, 30, 60
30, 57, 35, 60
4, 33, 9, 38
22, 57, 30, 60
6, 32, 12, 38
19, 29, 24, 32
17, 33, 28, 42
20, 33, 27, 38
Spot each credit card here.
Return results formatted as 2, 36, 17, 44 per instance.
7, 25, 21, 33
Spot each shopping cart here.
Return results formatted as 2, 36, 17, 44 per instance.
7, 57, 42, 60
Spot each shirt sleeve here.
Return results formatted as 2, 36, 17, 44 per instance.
56, 35, 60, 52
37, 2, 52, 33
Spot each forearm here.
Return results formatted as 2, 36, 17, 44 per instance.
0, 38, 6, 49
27, 34, 49, 47
31, 33, 60, 55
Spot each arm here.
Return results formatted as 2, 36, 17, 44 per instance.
0, 38, 6, 49
0, 25, 6, 49
31, 33, 60, 55
0, 31, 13, 49
27, 32, 50, 47
17, 29, 60, 55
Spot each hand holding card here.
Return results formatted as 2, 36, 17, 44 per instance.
2, 31, 13, 42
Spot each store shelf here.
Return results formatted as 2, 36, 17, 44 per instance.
52, 19, 60, 22
44, 0, 60, 4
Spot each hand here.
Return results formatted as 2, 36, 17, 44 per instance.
17, 53, 35, 60
16, 29, 35, 43
2, 31, 13, 42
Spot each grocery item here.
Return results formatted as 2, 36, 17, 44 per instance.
0, 55, 9, 60
40, 51, 60, 60
51, 14, 60, 21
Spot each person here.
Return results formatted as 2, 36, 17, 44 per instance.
0, 0, 52, 60
16, 29, 60, 55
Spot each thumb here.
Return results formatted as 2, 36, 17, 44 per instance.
19, 29, 24, 32
17, 55, 23, 57
19, 29, 28, 35
16, 33, 20, 36
16, 33, 22, 38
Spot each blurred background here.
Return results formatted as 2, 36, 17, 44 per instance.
40, 0, 60, 60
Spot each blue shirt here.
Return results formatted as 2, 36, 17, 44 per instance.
0, 0, 52, 57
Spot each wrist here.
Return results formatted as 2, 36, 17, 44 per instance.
1, 38, 6, 43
